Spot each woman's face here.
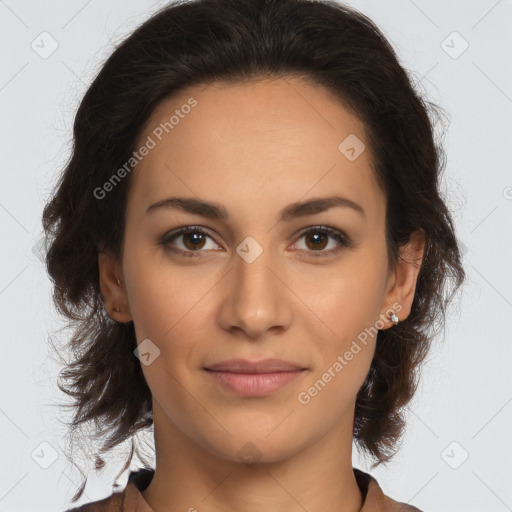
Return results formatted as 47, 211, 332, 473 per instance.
104, 77, 407, 463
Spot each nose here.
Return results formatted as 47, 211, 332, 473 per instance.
217, 243, 292, 341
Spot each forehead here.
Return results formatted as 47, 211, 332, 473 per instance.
127, 76, 384, 222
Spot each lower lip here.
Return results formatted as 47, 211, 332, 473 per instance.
204, 369, 306, 397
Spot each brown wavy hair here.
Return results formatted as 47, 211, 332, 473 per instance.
42, 0, 466, 501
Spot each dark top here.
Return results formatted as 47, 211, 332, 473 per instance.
64, 467, 423, 511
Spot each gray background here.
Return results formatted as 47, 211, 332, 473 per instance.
0, 0, 511, 510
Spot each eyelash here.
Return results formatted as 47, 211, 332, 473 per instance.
159, 225, 352, 259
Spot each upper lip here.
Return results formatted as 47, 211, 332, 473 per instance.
204, 358, 306, 373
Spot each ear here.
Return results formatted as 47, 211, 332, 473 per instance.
379, 228, 426, 329
98, 251, 133, 323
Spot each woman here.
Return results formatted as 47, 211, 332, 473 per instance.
43, 0, 465, 510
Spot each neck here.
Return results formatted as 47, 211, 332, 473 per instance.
141, 403, 364, 512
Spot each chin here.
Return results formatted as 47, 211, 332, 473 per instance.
200, 427, 307, 466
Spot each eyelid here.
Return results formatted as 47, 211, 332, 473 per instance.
160, 226, 221, 257
291, 225, 351, 257
159, 224, 351, 258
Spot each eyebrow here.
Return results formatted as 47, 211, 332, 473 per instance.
145, 195, 365, 221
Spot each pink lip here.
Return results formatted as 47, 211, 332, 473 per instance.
205, 358, 305, 373
204, 359, 308, 397
206, 370, 306, 396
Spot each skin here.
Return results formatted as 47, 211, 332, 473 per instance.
98, 76, 425, 512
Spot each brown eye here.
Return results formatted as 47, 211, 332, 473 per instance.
292, 226, 350, 258
160, 226, 219, 258
182, 231, 207, 250
304, 231, 329, 251
160, 225, 351, 259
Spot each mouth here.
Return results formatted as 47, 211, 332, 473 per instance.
203, 358, 308, 397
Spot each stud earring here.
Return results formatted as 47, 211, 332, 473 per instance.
389, 311, 399, 326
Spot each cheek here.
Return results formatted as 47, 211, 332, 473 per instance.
304, 258, 386, 342
296, 307, 377, 416
296, 252, 386, 401
123, 241, 210, 340
123, 248, 217, 391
